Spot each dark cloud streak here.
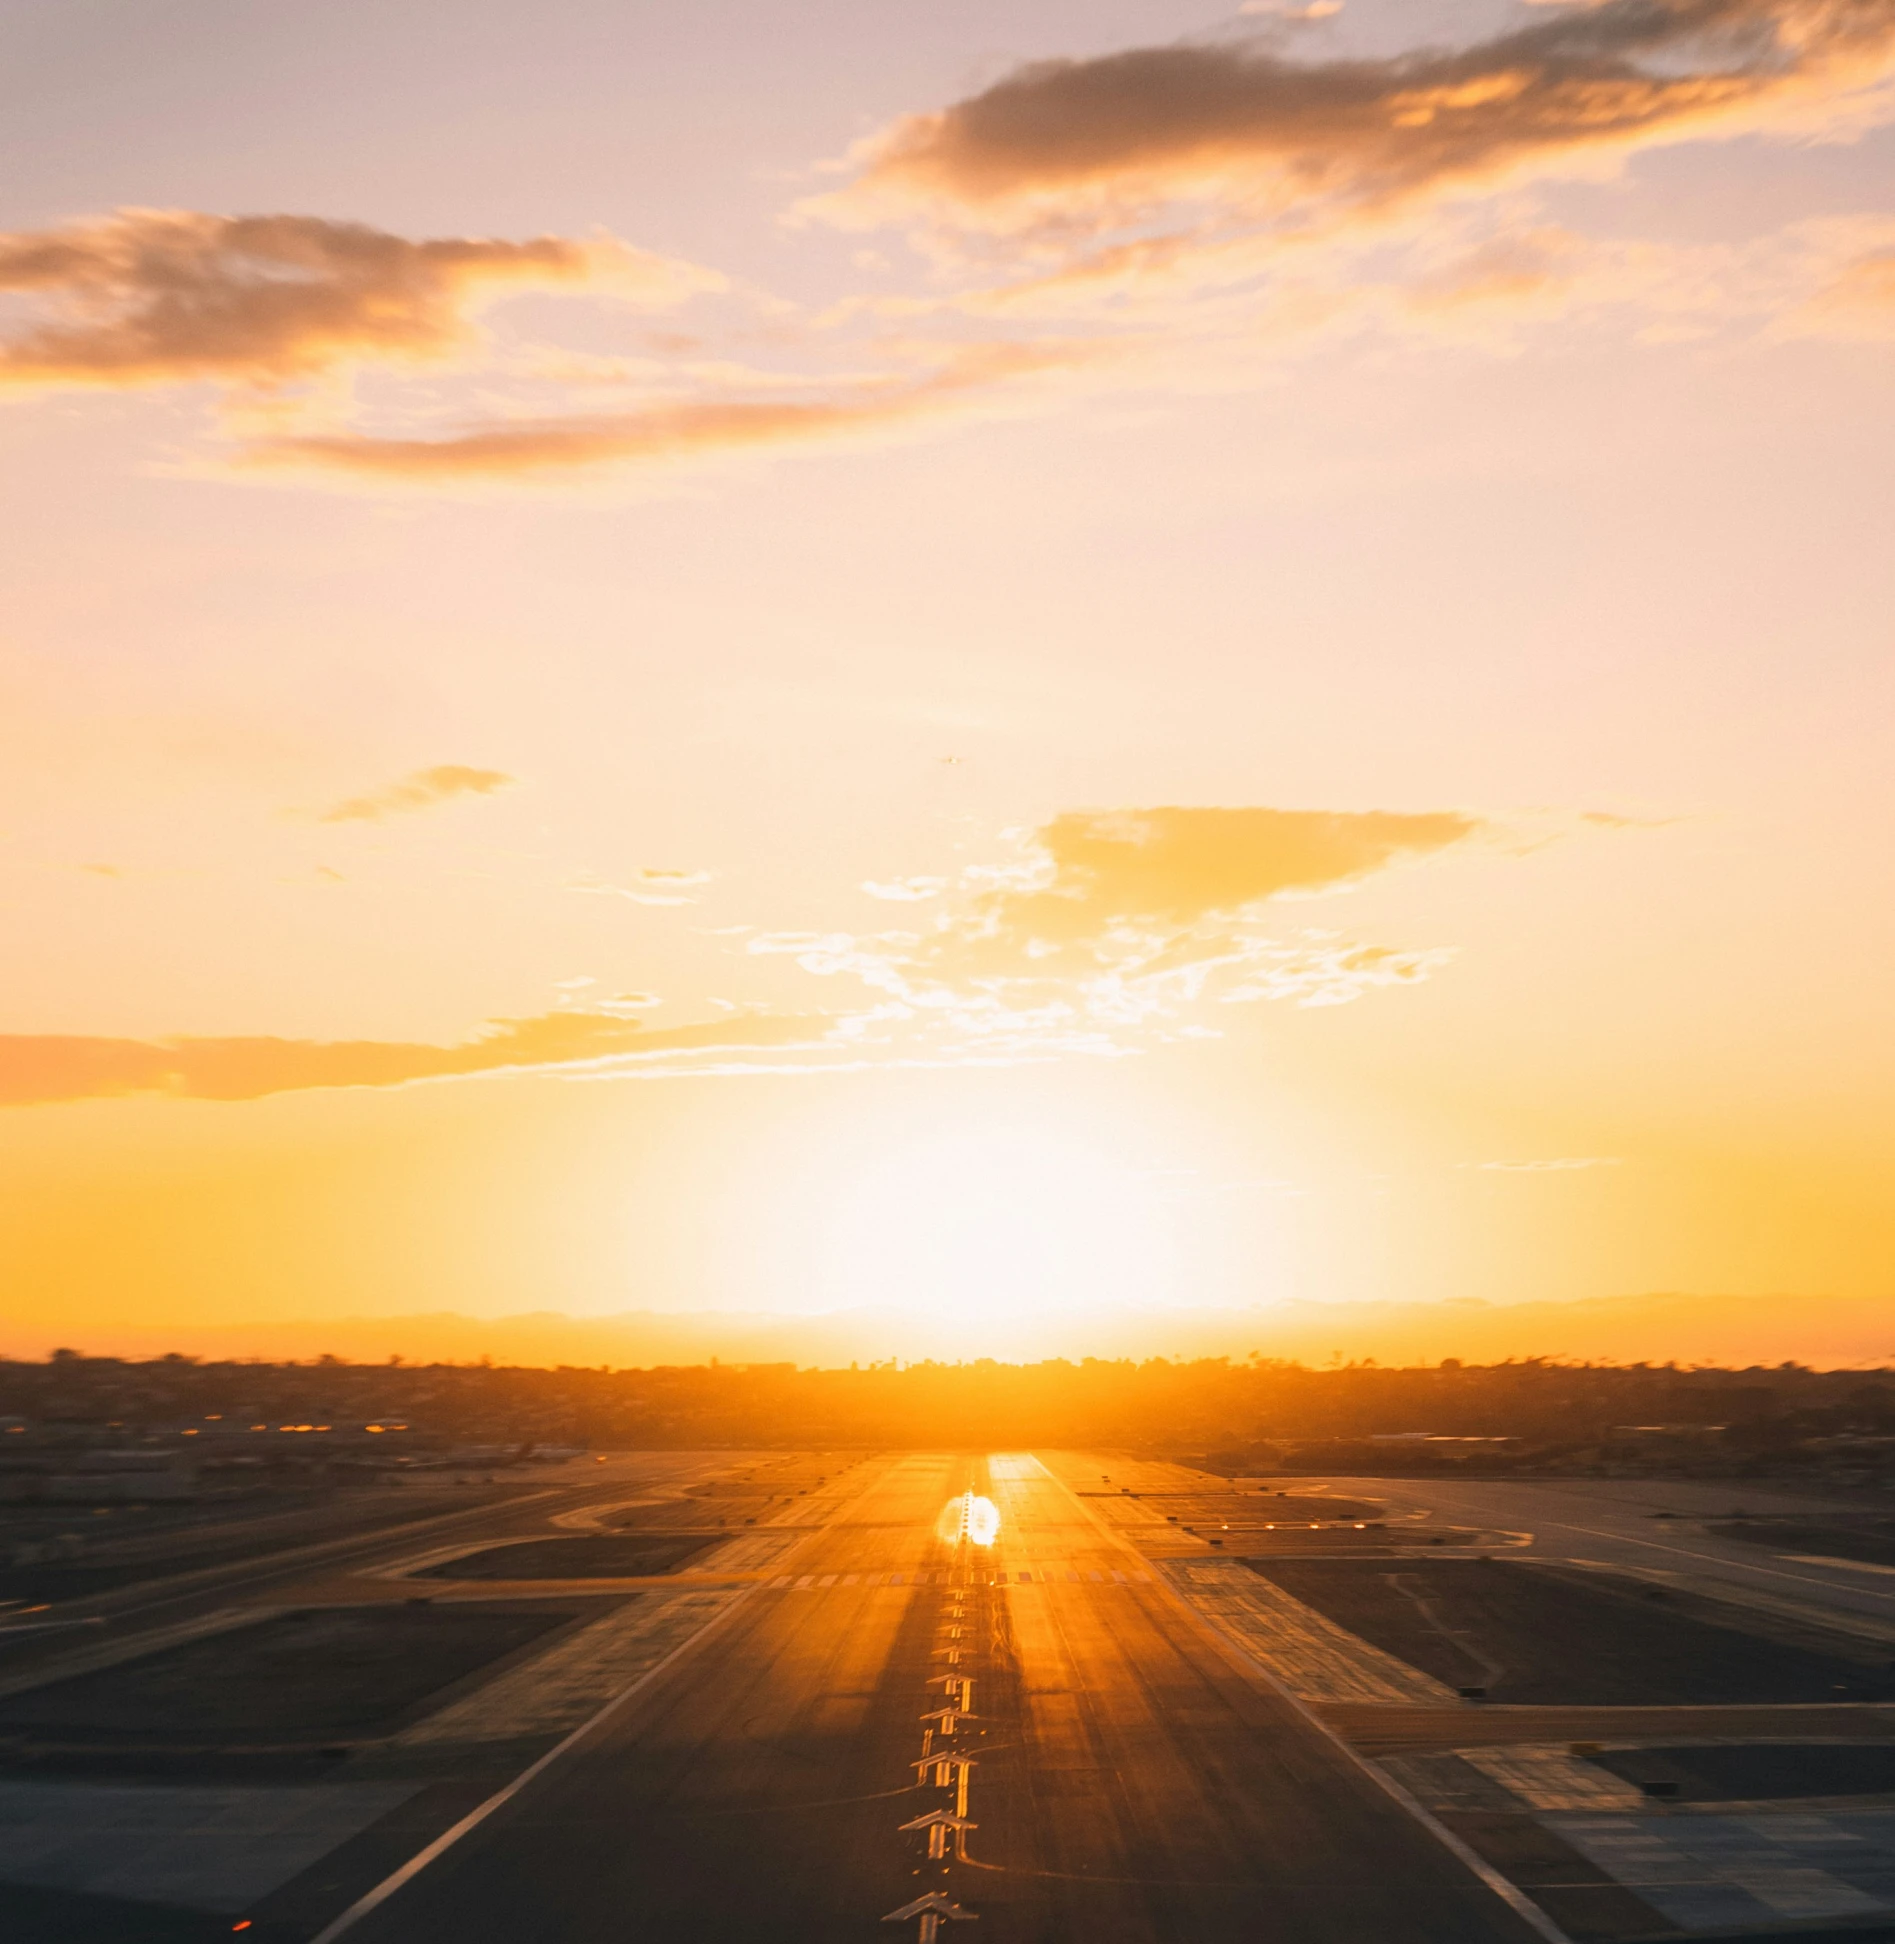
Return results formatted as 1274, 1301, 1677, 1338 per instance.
844, 0, 1895, 229
0, 210, 667, 392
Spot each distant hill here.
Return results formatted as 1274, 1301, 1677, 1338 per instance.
7, 1289, 1891, 1370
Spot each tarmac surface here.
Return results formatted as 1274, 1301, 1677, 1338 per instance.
1243, 1555, 1895, 1704
325, 1450, 1551, 1944
0, 1450, 732, 1681
19, 1455, 1895, 1940
1319, 1476, 1895, 1630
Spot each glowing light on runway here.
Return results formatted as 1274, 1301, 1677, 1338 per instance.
936, 1491, 1001, 1547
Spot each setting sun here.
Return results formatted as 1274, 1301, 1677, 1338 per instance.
0, 0, 1889, 1373
936, 1492, 1002, 1548
818, 1129, 1173, 1332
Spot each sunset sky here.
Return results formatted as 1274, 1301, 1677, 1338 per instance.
3, 0, 1892, 1363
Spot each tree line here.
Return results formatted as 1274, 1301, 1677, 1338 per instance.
3, 1349, 1892, 1475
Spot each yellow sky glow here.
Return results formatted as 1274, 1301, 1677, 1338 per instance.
1, 0, 1891, 1363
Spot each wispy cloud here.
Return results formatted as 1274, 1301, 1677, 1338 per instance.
745, 804, 1478, 1061
1237, 1, 1345, 19
1790, 242, 1895, 336
0, 1011, 820, 1107
569, 867, 715, 907
233, 339, 1089, 483
4, 801, 1510, 1101
317, 764, 514, 824
0, 210, 706, 394
1579, 807, 1685, 830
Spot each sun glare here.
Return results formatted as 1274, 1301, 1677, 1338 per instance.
937, 1492, 1002, 1547
819, 1127, 1171, 1336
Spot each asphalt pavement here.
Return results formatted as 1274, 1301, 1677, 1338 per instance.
1323, 1474, 1895, 1628
0, 1451, 731, 1691
328, 1450, 1552, 1944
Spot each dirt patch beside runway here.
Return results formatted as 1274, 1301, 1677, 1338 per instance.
1244, 1557, 1895, 1705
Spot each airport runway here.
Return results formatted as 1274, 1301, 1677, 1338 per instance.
1332, 1475, 1895, 1627
332, 1451, 1550, 1944
0, 1450, 737, 1700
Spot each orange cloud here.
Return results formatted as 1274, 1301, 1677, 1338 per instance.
745, 804, 1478, 1059
318, 763, 515, 823
0, 209, 698, 393
958, 805, 1477, 958
0, 1011, 817, 1107
1796, 246, 1895, 335
2, 806, 1487, 1104
826, 0, 1895, 236
236, 340, 1088, 481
